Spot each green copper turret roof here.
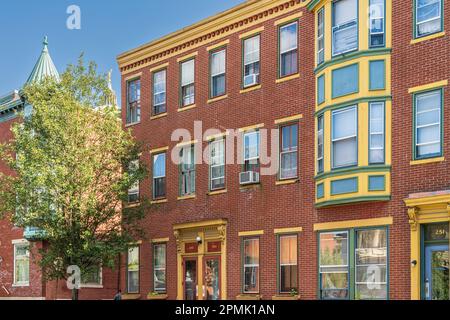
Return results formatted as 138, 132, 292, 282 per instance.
25, 36, 60, 86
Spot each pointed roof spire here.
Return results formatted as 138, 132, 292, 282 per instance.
25, 36, 60, 86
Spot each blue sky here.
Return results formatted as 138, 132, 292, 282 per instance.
0, 0, 244, 102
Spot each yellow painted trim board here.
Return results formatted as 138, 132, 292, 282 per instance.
239, 85, 262, 94
238, 123, 265, 133
207, 40, 230, 52
207, 95, 228, 104
150, 199, 168, 205
275, 179, 298, 186
177, 104, 197, 112
207, 189, 228, 196
274, 114, 303, 125
177, 195, 196, 201
152, 238, 169, 243
173, 219, 227, 230
274, 227, 303, 234
150, 146, 169, 154
238, 230, 264, 237
404, 194, 450, 207
176, 139, 198, 147
206, 131, 230, 141
408, 80, 448, 94
125, 72, 142, 81
176, 51, 198, 62
274, 12, 303, 26
150, 113, 168, 120
314, 217, 393, 231
239, 26, 265, 39
276, 73, 300, 83
410, 31, 446, 45
149, 62, 169, 73
410, 157, 445, 166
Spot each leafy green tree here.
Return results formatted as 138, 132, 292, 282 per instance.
0, 58, 148, 300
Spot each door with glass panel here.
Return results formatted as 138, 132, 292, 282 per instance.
204, 256, 221, 300
183, 258, 198, 300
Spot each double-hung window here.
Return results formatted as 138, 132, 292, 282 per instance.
243, 238, 260, 293
317, 115, 324, 173
414, 90, 442, 159
127, 246, 139, 293
332, 0, 358, 56
319, 231, 349, 299
332, 106, 358, 168
13, 242, 30, 286
415, 0, 443, 38
243, 35, 260, 88
180, 145, 195, 196
81, 265, 102, 287
153, 153, 166, 200
369, 0, 385, 47
279, 235, 298, 294
181, 59, 195, 107
153, 70, 166, 115
279, 22, 298, 77
209, 139, 225, 191
369, 102, 385, 164
243, 131, 260, 173
127, 79, 141, 124
317, 8, 325, 65
128, 160, 140, 203
280, 124, 298, 180
153, 243, 167, 293
210, 49, 226, 98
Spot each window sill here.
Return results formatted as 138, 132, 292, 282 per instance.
150, 113, 168, 120
125, 121, 140, 128
275, 179, 298, 186
207, 95, 228, 104
151, 199, 168, 205
207, 189, 227, 196
122, 293, 141, 300
410, 31, 446, 45
80, 284, 103, 289
239, 85, 261, 94
276, 73, 300, 84
12, 283, 30, 288
147, 293, 168, 300
178, 104, 197, 112
410, 157, 445, 166
272, 295, 301, 300
124, 202, 141, 209
177, 195, 196, 201
236, 294, 263, 300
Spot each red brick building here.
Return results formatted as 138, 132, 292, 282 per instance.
117, 0, 449, 301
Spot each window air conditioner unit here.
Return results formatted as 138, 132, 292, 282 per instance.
244, 74, 259, 87
240, 171, 260, 185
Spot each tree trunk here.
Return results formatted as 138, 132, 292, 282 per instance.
72, 288, 79, 300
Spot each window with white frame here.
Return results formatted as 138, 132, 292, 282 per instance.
319, 231, 349, 299
279, 22, 298, 77
317, 8, 325, 64
243, 35, 260, 87
127, 246, 139, 293
210, 49, 226, 98
279, 235, 298, 294
13, 241, 30, 286
128, 160, 139, 203
153, 243, 166, 293
415, 0, 442, 38
369, 0, 385, 47
332, 0, 358, 56
181, 59, 195, 107
180, 145, 196, 196
369, 102, 385, 164
332, 106, 358, 168
317, 115, 324, 173
126, 79, 141, 124
280, 124, 298, 180
243, 131, 260, 173
153, 69, 166, 115
153, 153, 166, 200
415, 90, 442, 159
243, 238, 260, 293
209, 139, 225, 191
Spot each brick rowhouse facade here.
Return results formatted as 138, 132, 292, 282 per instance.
117, 0, 449, 301
0, 39, 118, 300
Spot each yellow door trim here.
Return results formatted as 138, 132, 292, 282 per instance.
313, 217, 393, 231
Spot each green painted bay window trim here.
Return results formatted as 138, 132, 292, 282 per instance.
369, 60, 386, 91
331, 63, 360, 99
277, 19, 300, 79
314, 48, 391, 74
316, 195, 391, 208
330, 177, 359, 196
315, 95, 392, 117
315, 164, 391, 181
413, 0, 444, 39
412, 88, 444, 161
368, 175, 386, 191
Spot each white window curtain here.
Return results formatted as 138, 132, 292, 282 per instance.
244, 36, 260, 65
332, 107, 357, 168
211, 50, 226, 76
181, 60, 195, 86
334, 0, 357, 25
416, 0, 442, 37
280, 23, 298, 54
333, 0, 358, 55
